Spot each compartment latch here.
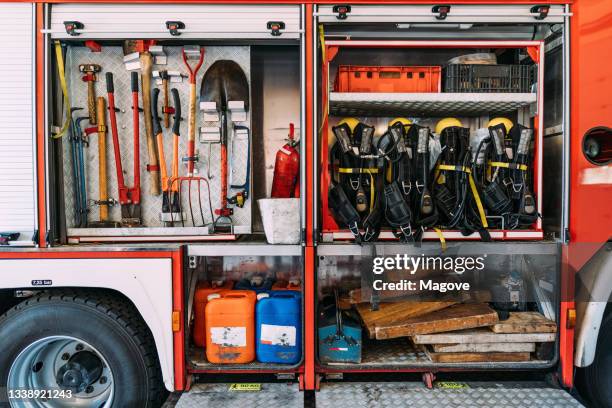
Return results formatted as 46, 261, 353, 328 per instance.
530, 5, 550, 20
332, 5, 351, 20
432, 5, 451, 20
165, 21, 185, 36
63, 21, 83, 36
267, 21, 285, 36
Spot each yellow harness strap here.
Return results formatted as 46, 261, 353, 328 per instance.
435, 164, 489, 228
338, 167, 379, 174
433, 227, 447, 252
53, 41, 71, 139
488, 161, 528, 171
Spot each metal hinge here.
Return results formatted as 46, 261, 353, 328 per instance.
275, 373, 296, 380
165, 21, 185, 36
325, 373, 343, 380
267, 21, 285, 36
63, 21, 83, 36
432, 5, 451, 20
531, 5, 551, 20
332, 5, 351, 20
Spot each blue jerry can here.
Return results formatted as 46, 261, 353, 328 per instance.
318, 295, 362, 364
256, 291, 302, 364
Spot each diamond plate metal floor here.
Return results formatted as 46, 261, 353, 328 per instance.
174, 383, 303, 408
316, 382, 584, 408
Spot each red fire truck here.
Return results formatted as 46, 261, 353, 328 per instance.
0, 1, 609, 407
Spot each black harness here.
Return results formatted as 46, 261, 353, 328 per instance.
433, 126, 491, 241
328, 122, 382, 243
472, 124, 539, 230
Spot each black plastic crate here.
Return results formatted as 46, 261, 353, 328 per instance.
443, 64, 535, 93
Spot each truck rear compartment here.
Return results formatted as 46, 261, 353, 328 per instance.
314, 10, 567, 377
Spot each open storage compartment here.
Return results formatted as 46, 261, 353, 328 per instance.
185, 245, 304, 373
319, 41, 545, 243
316, 242, 561, 372
314, 4, 569, 377
44, 3, 305, 245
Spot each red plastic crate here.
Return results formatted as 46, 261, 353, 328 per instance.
334, 65, 442, 93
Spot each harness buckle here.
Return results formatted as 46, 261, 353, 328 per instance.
402, 181, 412, 195
399, 224, 413, 240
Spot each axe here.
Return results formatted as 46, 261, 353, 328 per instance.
79, 64, 101, 125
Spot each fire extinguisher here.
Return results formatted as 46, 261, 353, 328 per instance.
271, 123, 300, 198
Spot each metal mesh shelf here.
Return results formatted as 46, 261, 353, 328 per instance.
188, 348, 300, 372
329, 92, 537, 117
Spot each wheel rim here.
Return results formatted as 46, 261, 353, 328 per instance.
8, 336, 114, 408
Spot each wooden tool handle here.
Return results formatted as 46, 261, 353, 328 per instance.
140, 52, 161, 196
88, 80, 97, 125
187, 83, 197, 176
187, 83, 197, 144
96, 97, 108, 221
163, 79, 170, 129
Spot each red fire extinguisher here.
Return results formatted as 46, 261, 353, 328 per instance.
271, 123, 300, 198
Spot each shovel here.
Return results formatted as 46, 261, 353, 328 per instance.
199, 60, 249, 233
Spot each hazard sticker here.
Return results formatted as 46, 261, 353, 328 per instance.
434, 381, 469, 389
229, 383, 261, 392
260, 324, 296, 347
210, 327, 246, 347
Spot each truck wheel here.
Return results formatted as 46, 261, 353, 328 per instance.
578, 312, 612, 407
0, 291, 165, 408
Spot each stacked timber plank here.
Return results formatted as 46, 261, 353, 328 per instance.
354, 299, 557, 363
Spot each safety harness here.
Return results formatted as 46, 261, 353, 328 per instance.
472, 124, 538, 229
433, 126, 491, 241
328, 121, 383, 243
377, 122, 438, 242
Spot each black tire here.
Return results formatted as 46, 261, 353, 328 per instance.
577, 312, 612, 408
0, 290, 166, 407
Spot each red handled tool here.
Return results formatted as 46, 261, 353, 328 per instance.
106, 72, 141, 226
181, 46, 204, 177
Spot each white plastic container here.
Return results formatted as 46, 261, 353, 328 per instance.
257, 198, 300, 244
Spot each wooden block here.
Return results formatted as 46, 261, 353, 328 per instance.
491, 312, 557, 334
374, 303, 498, 340
356, 301, 456, 339
432, 342, 535, 353
423, 347, 531, 363
413, 327, 556, 344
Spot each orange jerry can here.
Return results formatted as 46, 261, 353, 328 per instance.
193, 280, 234, 348
205, 290, 257, 364
272, 278, 301, 291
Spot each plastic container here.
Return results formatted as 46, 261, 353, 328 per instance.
235, 276, 275, 293
193, 280, 234, 348
443, 64, 535, 93
334, 65, 442, 93
272, 279, 301, 291
256, 291, 302, 364
258, 198, 300, 244
205, 290, 257, 364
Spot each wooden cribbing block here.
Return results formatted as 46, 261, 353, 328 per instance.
356, 301, 456, 339
431, 342, 535, 353
374, 303, 498, 340
491, 312, 557, 334
413, 327, 556, 344
423, 347, 531, 363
